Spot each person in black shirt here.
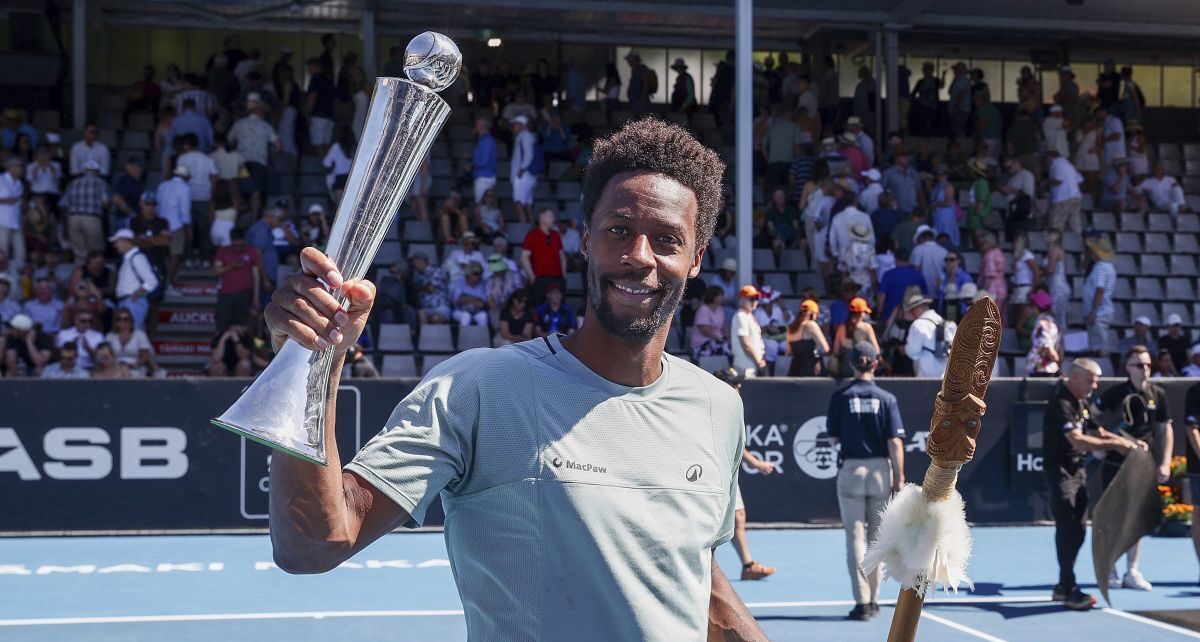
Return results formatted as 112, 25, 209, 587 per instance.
825, 341, 905, 621
1183, 383, 1200, 576
1158, 314, 1190, 373
496, 288, 534, 347
208, 323, 255, 376
129, 192, 170, 272
1096, 58, 1121, 109
1093, 345, 1172, 591
1042, 358, 1137, 610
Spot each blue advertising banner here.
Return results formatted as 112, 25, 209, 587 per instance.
2, 378, 1196, 532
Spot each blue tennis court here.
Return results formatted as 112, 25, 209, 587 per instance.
1, 525, 1198, 641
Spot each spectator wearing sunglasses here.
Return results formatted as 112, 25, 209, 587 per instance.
55, 309, 104, 369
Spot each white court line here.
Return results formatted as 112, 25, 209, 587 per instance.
1100, 608, 1200, 639
0, 610, 465, 627
746, 595, 1053, 608
1, 596, 1057, 627
920, 612, 1009, 642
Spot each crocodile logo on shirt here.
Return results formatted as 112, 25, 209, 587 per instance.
686, 464, 703, 482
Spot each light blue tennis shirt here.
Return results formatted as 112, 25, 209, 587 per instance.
346, 334, 743, 641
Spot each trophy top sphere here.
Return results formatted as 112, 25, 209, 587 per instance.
404, 32, 462, 92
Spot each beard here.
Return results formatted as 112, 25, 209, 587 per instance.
586, 263, 684, 340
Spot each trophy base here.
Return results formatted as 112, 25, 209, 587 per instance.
210, 418, 329, 466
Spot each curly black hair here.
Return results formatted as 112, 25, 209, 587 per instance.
581, 118, 725, 250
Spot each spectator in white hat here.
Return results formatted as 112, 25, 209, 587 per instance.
1181, 344, 1200, 378
845, 116, 874, 168
110, 228, 159, 331
909, 224, 946, 293
903, 292, 956, 379
1159, 313, 1190, 372
858, 168, 883, 214
450, 261, 490, 327
6, 312, 54, 376
1119, 316, 1158, 359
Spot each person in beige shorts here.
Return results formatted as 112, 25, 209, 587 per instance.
713, 367, 778, 581
825, 341, 906, 621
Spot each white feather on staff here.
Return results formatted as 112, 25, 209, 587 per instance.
861, 470, 973, 597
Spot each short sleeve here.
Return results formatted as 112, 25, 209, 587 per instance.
887, 396, 905, 439
733, 314, 750, 337
712, 390, 746, 548
1154, 387, 1170, 423
134, 330, 152, 352
1056, 399, 1080, 433
522, 230, 536, 251
345, 352, 485, 528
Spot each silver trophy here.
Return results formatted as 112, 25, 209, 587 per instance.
212, 32, 461, 465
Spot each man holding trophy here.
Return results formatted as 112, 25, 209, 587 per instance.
229, 32, 767, 642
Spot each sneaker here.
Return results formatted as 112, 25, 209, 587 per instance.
1063, 587, 1097, 611
1108, 568, 1122, 588
868, 602, 880, 616
1051, 584, 1069, 601
740, 561, 776, 581
847, 603, 872, 621
1123, 570, 1153, 591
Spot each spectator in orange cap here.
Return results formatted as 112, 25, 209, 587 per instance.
731, 285, 765, 378
831, 297, 879, 378
786, 298, 830, 376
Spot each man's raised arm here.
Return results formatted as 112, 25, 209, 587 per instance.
264, 246, 407, 573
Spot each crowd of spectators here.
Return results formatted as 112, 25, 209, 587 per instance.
2, 38, 1199, 380
704, 54, 1199, 379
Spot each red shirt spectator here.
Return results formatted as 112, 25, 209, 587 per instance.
521, 210, 569, 307
213, 229, 262, 332
215, 242, 260, 294
522, 226, 564, 278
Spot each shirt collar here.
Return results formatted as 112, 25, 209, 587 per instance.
546, 333, 670, 402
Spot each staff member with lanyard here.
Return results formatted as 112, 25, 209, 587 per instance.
1042, 358, 1139, 611
1093, 344, 1172, 591
826, 341, 905, 622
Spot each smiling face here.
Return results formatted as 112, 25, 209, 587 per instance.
582, 170, 702, 341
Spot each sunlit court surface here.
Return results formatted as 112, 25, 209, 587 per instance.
0, 527, 1197, 641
